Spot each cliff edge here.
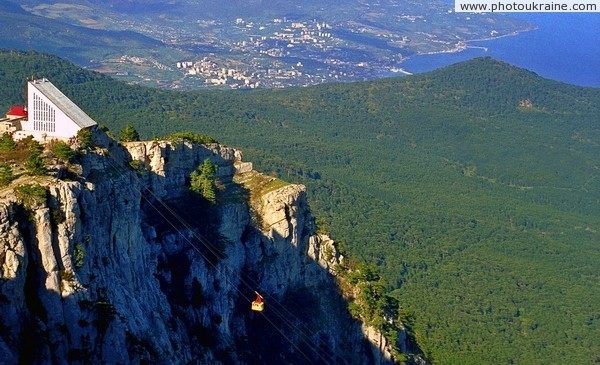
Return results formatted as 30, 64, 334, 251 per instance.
0, 134, 414, 364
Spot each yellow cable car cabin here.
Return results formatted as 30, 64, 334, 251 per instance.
251, 292, 264, 312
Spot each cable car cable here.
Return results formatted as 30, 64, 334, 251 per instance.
98, 149, 340, 364
126, 159, 345, 364
137, 192, 319, 364
140, 183, 343, 365
138, 172, 347, 365
97, 155, 322, 362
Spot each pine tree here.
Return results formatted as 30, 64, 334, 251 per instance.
119, 124, 140, 142
77, 128, 93, 150
50, 141, 75, 163
24, 149, 47, 176
0, 162, 13, 186
190, 158, 218, 203
0, 133, 17, 152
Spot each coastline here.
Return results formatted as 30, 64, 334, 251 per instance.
397, 25, 537, 67
465, 24, 537, 43
413, 25, 536, 58
394, 12, 600, 88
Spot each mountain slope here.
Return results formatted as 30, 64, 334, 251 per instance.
0, 51, 599, 363
0, 1, 180, 66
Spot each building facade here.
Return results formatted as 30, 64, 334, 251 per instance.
12, 78, 97, 141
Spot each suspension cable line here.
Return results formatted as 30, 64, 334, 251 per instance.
94, 145, 345, 364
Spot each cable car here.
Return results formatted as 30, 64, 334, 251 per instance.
251, 291, 264, 312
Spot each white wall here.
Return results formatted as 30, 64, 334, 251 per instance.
23, 83, 82, 140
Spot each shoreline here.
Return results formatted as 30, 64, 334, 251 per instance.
398, 25, 536, 65
465, 25, 537, 43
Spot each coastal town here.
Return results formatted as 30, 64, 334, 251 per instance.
169, 16, 437, 89
47, 1, 531, 89
173, 18, 345, 88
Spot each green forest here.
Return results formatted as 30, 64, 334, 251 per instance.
1, 51, 599, 364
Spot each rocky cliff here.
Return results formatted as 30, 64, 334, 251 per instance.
0, 135, 405, 364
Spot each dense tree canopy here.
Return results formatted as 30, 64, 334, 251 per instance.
0, 51, 598, 364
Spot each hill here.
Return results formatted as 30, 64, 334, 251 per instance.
1, 51, 599, 364
0, 1, 185, 72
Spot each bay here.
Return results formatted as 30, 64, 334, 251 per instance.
399, 13, 600, 87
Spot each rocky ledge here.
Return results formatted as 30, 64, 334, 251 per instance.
0, 136, 410, 364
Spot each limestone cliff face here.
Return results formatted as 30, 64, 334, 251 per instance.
0, 138, 399, 364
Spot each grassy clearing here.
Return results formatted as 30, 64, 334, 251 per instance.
233, 171, 289, 208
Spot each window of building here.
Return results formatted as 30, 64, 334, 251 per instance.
32, 92, 56, 133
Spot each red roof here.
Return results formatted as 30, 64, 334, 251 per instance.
7, 105, 27, 117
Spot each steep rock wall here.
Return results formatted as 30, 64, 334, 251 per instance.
0, 139, 398, 364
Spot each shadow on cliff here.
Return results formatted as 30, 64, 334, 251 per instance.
117, 140, 402, 363
233, 219, 393, 365
1, 134, 410, 364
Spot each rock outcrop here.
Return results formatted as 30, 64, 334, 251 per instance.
0, 137, 405, 364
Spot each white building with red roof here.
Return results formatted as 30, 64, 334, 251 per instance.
1, 106, 27, 134
6, 106, 28, 120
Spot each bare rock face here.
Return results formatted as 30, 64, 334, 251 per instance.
0, 139, 399, 364
125, 140, 238, 198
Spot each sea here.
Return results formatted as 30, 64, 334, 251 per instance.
399, 13, 600, 87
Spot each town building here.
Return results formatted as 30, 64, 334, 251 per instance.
4, 78, 97, 142
6, 106, 27, 120
1, 106, 28, 134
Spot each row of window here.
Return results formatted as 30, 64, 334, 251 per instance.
32, 93, 56, 133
